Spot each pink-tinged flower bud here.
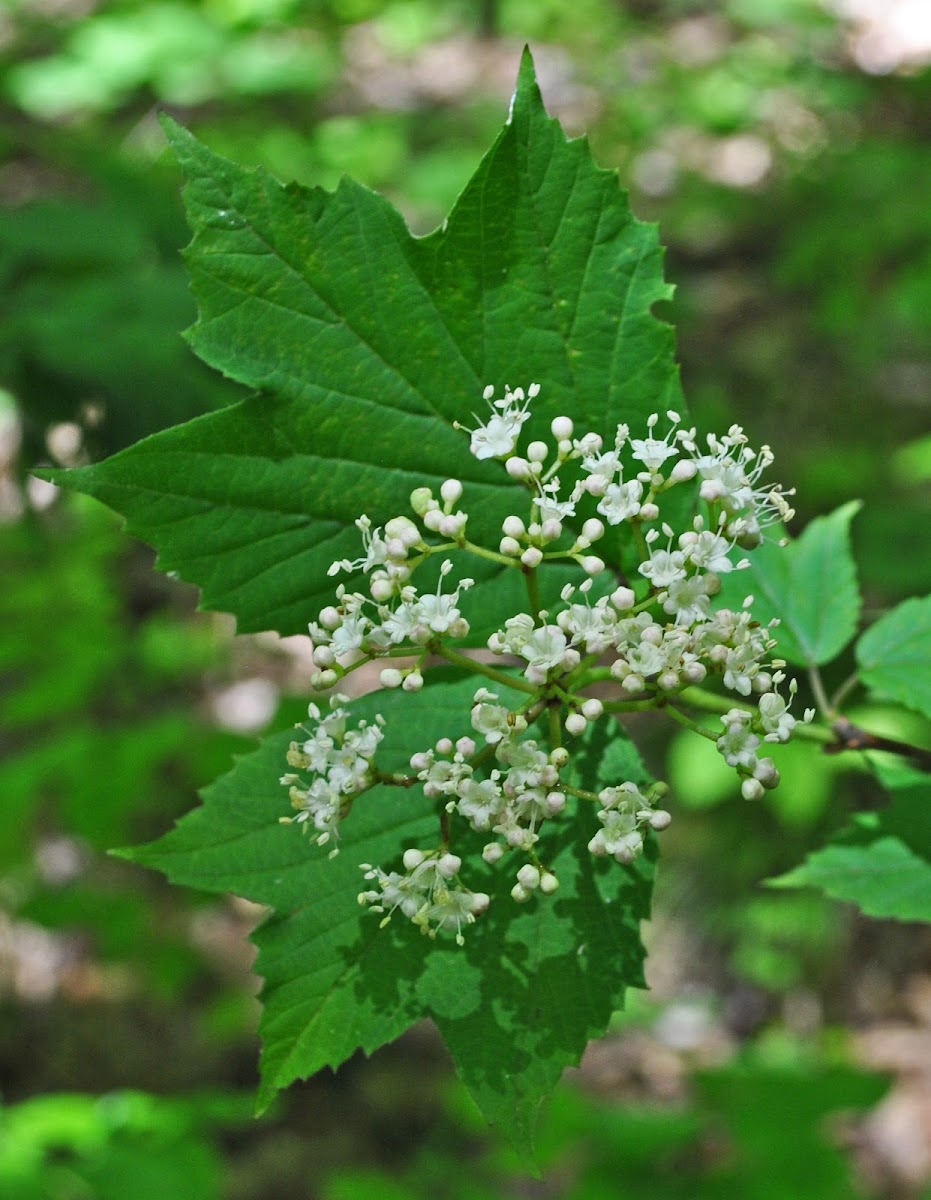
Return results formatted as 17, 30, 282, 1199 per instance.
319, 606, 341, 630
581, 698, 604, 720
521, 547, 544, 569
500, 536, 522, 557
639, 502, 660, 521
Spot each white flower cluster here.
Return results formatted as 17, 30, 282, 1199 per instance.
309, 553, 473, 691
716, 675, 812, 800
589, 782, 672, 863
279, 695, 384, 854
357, 685, 671, 929
284, 381, 808, 943
358, 849, 489, 945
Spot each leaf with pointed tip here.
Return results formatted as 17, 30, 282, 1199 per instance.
717, 501, 862, 666
45, 50, 682, 638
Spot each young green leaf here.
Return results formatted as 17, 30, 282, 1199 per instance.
856, 595, 931, 720
42, 50, 682, 639
769, 764, 931, 923
717, 500, 862, 666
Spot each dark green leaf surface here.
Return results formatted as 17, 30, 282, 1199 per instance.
856, 595, 931, 720
48, 51, 681, 638
127, 675, 652, 1157
718, 501, 861, 667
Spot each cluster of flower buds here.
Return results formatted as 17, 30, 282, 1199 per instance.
283, 381, 808, 942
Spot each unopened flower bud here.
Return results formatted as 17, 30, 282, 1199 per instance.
639, 502, 660, 521
582, 556, 605, 577
544, 791, 566, 816
611, 587, 636, 611
500, 536, 522, 557
370, 576, 395, 602
437, 853, 461, 878
539, 871, 560, 895
440, 479, 463, 505
483, 843, 504, 864
582, 518, 605, 542
549, 747, 570, 768
313, 645, 336, 667
318, 606, 341, 630
312, 669, 339, 690
521, 547, 544, 569
511, 883, 531, 904
669, 459, 697, 484
527, 440, 548, 463
403, 848, 425, 870
542, 518, 562, 541
502, 515, 525, 538
650, 809, 672, 830
551, 416, 573, 440
506, 456, 531, 479
403, 672, 424, 692
565, 713, 587, 736
410, 487, 434, 516
581, 698, 604, 720
741, 778, 764, 801
517, 864, 541, 890
380, 668, 403, 689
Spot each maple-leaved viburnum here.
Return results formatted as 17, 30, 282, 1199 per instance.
279, 384, 813, 945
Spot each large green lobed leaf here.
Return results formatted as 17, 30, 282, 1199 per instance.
45, 50, 682, 639
127, 676, 653, 1159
